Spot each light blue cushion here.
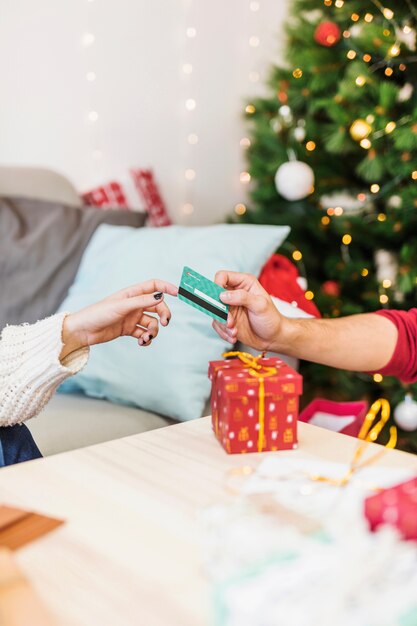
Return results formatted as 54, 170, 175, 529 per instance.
59, 224, 290, 421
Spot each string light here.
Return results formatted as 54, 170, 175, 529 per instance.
82, 32, 95, 46
188, 133, 199, 145
182, 203, 194, 215
342, 234, 352, 245
343, 30, 351, 38
382, 279, 392, 288
182, 63, 193, 74
347, 50, 357, 59
321, 216, 330, 225
412, 171, 417, 180
360, 138, 372, 149
305, 291, 315, 301
306, 141, 316, 151
351, 13, 360, 22
385, 121, 396, 133
361, 268, 369, 277
293, 68, 303, 78
185, 98, 196, 111
86, 71, 96, 82
292, 250, 303, 261
355, 75, 366, 87
382, 7, 394, 20
388, 43, 401, 57
373, 373, 383, 383
399, 63, 406, 71
379, 294, 389, 304
235, 203, 247, 215
378, 213, 387, 221
364, 13, 374, 22
383, 29, 391, 36
246, 104, 256, 114
249, 36, 260, 47
88, 110, 98, 122
334, 206, 343, 216
185, 169, 196, 181
250, 1, 260, 11
357, 193, 367, 201
385, 67, 394, 76
240, 172, 251, 183
370, 184, 380, 193
324, 0, 332, 6
249, 71, 260, 83
240, 137, 251, 148
335, 0, 344, 7
186, 27, 197, 38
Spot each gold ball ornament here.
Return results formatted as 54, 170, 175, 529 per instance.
350, 119, 372, 142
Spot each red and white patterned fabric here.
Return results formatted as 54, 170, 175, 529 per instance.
82, 181, 129, 210
81, 169, 171, 227
130, 168, 171, 227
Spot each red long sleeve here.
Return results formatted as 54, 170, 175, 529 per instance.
373, 309, 417, 383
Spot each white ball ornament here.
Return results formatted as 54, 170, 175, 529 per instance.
294, 126, 306, 142
394, 395, 417, 431
275, 161, 315, 201
387, 195, 403, 209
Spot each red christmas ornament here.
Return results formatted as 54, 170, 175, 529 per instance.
321, 280, 341, 297
314, 21, 341, 47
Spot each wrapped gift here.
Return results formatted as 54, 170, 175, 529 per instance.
208, 352, 302, 454
364, 477, 417, 540
299, 399, 368, 437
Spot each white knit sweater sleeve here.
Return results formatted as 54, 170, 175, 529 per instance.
0, 312, 89, 426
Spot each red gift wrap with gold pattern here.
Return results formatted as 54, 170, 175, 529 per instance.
364, 477, 417, 541
208, 352, 302, 454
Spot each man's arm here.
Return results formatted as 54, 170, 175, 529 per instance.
214, 270, 401, 375
271, 313, 398, 372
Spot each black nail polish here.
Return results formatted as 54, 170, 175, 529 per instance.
166, 318, 170, 325
148, 335, 154, 340
154, 292, 163, 300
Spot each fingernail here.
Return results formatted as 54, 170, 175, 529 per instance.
148, 335, 154, 340
138, 338, 144, 345
221, 291, 230, 301
154, 292, 163, 300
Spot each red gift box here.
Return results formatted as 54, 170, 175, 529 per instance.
208, 353, 302, 454
364, 477, 417, 541
299, 399, 368, 437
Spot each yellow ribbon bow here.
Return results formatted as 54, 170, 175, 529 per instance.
222, 351, 277, 452
311, 398, 397, 487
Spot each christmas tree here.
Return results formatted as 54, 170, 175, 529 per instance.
238, 0, 417, 450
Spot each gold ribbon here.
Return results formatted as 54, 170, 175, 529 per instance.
310, 398, 397, 487
222, 352, 277, 453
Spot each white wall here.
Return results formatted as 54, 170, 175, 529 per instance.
0, 0, 288, 224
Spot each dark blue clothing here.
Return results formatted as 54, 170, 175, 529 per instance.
0, 425, 42, 466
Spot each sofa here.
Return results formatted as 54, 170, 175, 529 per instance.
0, 166, 174, 457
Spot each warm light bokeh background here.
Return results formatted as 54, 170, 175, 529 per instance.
0, 0, 289, 223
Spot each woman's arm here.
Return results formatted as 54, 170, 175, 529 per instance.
0, 280, 177, 427
0, 312, 90, 426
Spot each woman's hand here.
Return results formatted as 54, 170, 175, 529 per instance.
61, 279, 178, 359
212, 271, 283, 351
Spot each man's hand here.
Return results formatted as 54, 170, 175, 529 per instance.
61, 279, 178, 359
212, 271, 283, 351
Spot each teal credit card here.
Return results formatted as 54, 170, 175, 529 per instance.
178, 266, 229, 323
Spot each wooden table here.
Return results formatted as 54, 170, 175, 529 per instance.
0, 417, 416, 626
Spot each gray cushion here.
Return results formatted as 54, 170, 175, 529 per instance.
0, 196, 146, 329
